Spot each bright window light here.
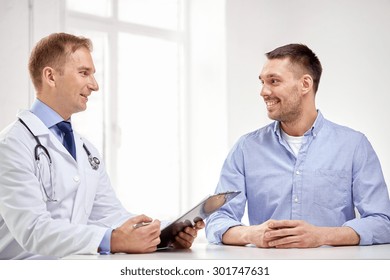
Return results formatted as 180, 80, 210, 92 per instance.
66, 0, 112, 17
118, 0, 179, 30
66, 1, 183, 220
116, 33, 180, 219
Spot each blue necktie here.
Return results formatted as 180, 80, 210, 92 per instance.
56, 121, 76, 160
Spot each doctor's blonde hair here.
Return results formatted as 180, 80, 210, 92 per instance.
28, 32, 93, 91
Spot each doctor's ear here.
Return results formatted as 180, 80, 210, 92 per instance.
42, 67, 57, 88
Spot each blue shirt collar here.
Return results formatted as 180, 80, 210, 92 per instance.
273, 110, 324, 138
30, 99, 70, 129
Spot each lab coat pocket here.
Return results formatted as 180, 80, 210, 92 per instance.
312, 169, 350, 210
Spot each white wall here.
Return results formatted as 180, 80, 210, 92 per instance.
0, 0, 62, 130
0, 0, 30, 128
1, 0, 389, 200
185, 0, 228, 208
225, 0, 390, 188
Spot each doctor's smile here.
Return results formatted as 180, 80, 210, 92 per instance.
80, 93, 90, 103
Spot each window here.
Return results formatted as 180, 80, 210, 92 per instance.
66, 0, 184, 220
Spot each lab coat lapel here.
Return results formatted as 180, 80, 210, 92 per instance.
18, 110, 88, 224
48, 132, 77, 162
70, 133, 89, 223
18, 110, 79, 161
17, 110, 49, 136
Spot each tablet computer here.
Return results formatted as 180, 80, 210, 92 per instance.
157, 190, 241, 249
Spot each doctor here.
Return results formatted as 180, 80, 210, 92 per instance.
0, 32, 204, 259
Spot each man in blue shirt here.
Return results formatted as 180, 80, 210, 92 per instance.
206, 44, 390, 248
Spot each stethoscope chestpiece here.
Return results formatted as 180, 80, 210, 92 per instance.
88, 155, 100, 170
83, 143, 100, 170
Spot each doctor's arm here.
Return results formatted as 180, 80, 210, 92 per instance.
110, 215, 161, 253
107, 216, 204, 253
85, 143, 205, 252
0, 133, 107, 257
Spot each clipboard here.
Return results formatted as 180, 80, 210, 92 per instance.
157, 190, 241, 249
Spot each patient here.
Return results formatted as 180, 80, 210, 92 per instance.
205, 43, 390, 248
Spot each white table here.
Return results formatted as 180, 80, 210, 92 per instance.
63, 242, 390, 260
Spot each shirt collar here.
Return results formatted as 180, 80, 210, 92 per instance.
273, 110, 325, 138
30, 98, 70, 129
309, 110, 324, 137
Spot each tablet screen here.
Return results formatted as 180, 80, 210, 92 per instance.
158, 190, 241, 249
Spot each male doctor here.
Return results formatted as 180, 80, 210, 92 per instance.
0, 32, 203, 259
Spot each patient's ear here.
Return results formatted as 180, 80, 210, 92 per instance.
301, 74, 313, 95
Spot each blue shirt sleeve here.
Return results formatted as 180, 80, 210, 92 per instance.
99, 228, 113, 255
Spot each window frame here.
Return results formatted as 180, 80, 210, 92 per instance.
65, 0, 189, 215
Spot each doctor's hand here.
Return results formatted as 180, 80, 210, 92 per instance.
110, 214, 161, 254
172, 220, 205, 249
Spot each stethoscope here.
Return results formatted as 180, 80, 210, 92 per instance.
19, 118, 100, 202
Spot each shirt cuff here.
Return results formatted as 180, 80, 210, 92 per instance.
99, 228, 113, 255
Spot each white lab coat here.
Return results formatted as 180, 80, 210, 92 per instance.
0, 110, 133, 259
